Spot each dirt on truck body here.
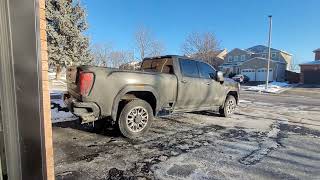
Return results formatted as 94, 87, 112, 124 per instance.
65, 55, 240, 138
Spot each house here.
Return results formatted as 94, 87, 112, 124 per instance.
299, 49, 320, 84
220, 45, 292, 82
207, 49, 228, 69
189, 49, 227, 69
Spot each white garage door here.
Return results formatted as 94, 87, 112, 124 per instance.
241, 69, 255, 81
256, 68, 273, 81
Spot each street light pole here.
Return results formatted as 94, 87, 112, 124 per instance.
266, 15, 272, 90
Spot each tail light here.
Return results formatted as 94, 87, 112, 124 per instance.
79, 72, 94, 97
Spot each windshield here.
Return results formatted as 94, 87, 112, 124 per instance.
141, 58, 174, 74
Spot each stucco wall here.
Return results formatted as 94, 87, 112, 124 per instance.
279, 52, 292, 70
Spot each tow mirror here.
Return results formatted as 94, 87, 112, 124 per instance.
216, 71, 224, 82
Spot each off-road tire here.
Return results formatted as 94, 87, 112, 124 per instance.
118, 99, 153, 139
219, 95, 237, 117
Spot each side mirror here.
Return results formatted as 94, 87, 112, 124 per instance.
216, 71, 224, 82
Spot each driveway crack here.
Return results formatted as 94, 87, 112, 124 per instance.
239, 120, 285, 165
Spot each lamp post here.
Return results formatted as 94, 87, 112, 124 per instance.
266, 15, 272, 90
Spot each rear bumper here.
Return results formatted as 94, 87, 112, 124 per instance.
64, 95, 100, 123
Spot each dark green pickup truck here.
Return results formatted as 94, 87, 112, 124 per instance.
65, 55, 240, 138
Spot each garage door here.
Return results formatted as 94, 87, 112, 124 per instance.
256, 68, 273, 81
241, 69, 255, 81
304, 70, 320, 84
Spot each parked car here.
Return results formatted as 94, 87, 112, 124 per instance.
65, 55, 240, 139
232, 74, 249, 83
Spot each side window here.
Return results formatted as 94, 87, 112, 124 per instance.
241, 55, 246, 61
198, 62, 216, 79
180, 59, 199, 77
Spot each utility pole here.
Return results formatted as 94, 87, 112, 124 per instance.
266, 15, 272, 90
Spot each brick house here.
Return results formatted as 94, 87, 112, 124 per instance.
220, 45, 292, 82
299, 49, 320, 84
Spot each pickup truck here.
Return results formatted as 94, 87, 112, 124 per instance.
65, 55, 240, 138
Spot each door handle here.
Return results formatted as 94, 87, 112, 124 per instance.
181, 80, 187, 83
205, 82, 211, 85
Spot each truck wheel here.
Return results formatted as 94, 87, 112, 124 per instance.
118, 99, 153, 139
219, 95, 237, 117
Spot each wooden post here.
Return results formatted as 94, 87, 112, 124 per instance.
39, 0, 55, 179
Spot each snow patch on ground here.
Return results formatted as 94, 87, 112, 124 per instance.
239, 99, 252, 104
49, 71, 76, 123
49, 71, 67, 91
246, 82, 295, 94
51, 90, 77, 123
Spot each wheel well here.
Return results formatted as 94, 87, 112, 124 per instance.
227, 91, 238, 104
119, 91, 157, 115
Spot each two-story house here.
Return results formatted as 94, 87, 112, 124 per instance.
220, 45, 292, 82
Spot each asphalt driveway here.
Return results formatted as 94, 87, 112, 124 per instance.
53, 91, 320, 180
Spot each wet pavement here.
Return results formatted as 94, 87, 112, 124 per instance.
52, 92, 320, 180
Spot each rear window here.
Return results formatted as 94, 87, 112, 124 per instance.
141, 58, 174, 74
180, 59, 199, 77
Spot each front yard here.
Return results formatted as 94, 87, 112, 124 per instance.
52, 90, 320, 180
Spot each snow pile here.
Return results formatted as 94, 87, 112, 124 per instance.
51, 91, 77, 123
49, 71, 77, 123
247, 82, 291, 93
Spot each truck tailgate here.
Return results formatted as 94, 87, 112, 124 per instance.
66, 66, 81, 99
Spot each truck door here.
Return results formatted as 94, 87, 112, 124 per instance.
175, 59, 206, 110
197, 62, 225, 106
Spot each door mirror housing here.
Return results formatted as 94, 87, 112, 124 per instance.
216, 71, 224, 82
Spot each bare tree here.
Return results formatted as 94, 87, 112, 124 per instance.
91, 43, 113, 66
109, 50, 133, 68
92, 43, 134, 68
134, 26, 165, 60
149, 40, 165, 57
181, 32, 220, 64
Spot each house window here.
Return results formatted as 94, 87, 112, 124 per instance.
234, 56, 239, 61
271, 52, 277, 58
228, 56, 233, 62
262, 54, 267, 58
241, 55, 246, 61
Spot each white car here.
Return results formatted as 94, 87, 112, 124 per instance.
232, 74, 244, 82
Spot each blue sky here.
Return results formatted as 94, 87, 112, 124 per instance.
82, 0, 319, 64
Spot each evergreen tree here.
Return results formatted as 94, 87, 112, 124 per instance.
46, 0, 92, 79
